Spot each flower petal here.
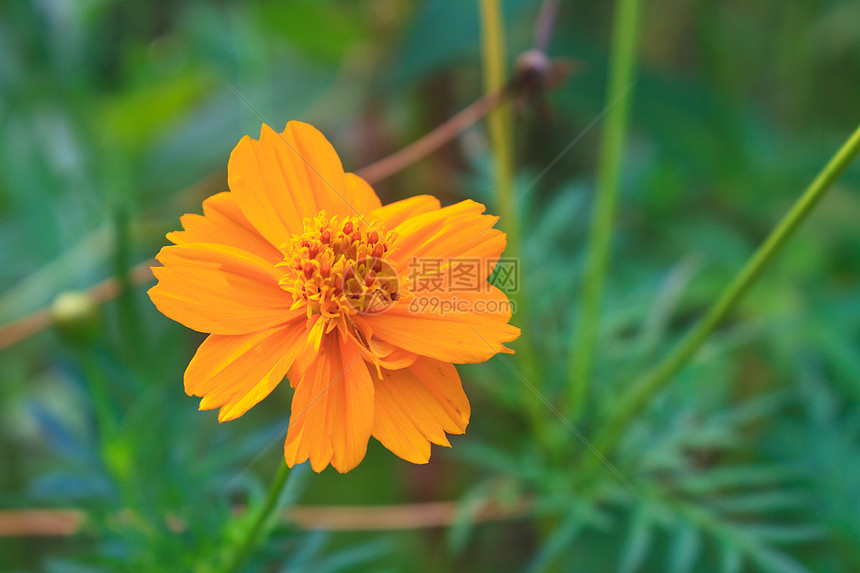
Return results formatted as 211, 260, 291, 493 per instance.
343, 172, 382, 215
167, 191, 282, 264
228, 122, 380, 248
185, 321, 306, 422
284, 333, 375, 473
387, 199, 506, 277
369, 195, 441, 229
366, 337, 418, 371
365, 286, 519, 363
148, 243, 300, 334
361, 198, 518, 362
372, 358, 469, 464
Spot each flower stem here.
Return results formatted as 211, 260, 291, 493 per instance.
479, 0, 517, 238
586, 123, 860, 471
568, 0, 642, 421
220, 463, 291, 573
479, 0, 545, 440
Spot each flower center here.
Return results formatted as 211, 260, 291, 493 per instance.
278, 211, 402, 318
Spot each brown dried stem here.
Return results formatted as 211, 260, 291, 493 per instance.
356, 85, 510, 184
0, 57, 570, 352
0, 497, 532, 536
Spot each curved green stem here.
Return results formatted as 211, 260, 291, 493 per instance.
479, 0, 545, 440
568, 0, 641, 422
585, 123, 860, 472
220, 463, 291, 573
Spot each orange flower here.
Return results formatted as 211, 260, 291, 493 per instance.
149, 122, 519, 473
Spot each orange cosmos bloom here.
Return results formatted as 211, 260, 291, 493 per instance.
149, 122, 519, 473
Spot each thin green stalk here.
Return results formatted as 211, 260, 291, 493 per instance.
568, 0, 641, 421
79, 348, 117, 438
478, 0, 544, 441
219, 463, 291, 573
81, 348, 140, 511
585, 123, 860, 472
113, 206, 147, 369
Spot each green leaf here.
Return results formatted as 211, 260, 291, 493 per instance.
668, 523, 702, 573
678, 465, 801, 494
447, 478, 503, 553
710, 490, 814, 514
618, 507, 653, 573
739, 524, 826, 545
752, 548, 812, 573
720, 546, 743, 573
525, 509, 587, 573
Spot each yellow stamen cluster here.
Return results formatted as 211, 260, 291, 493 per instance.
278, 211, 402, 318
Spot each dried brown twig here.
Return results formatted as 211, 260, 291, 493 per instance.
0, 262, 155, 351
0, 509, 83, 537
0, 2, 565, 543
356, 85, 510, 185
0, 497, 532, 536
0, 55, 571, 353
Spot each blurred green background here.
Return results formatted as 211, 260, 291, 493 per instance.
1, 0, 859, 571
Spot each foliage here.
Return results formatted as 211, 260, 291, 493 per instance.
2, 0, 859, 572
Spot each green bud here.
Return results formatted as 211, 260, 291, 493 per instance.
50, 290, 101, 344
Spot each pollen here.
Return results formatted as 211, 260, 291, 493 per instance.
278, 211, 404, 318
